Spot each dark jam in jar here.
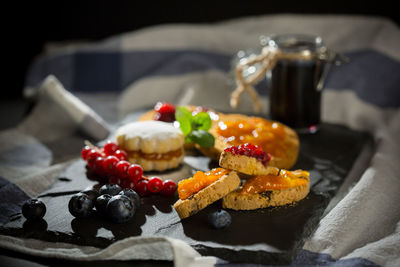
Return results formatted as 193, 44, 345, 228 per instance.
263, 34, 329, 132
269, 59, 323, 129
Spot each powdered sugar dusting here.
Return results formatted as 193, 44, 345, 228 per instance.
116, 121, 183, 141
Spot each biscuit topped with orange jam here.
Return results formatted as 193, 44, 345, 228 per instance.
174, 168, 240, 219
240, 169, 309, 194
115, 121, 184, 171
200, 113, 300, 169
217, 118, 286, 158
222, 169, 310, 210
178, 168, 229, 200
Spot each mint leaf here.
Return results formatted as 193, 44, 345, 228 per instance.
175, 106, 215, 147
192, 112, 212, 131
175, 106, 192, 135
188, 130, 215, 148
184, 135, 192, 144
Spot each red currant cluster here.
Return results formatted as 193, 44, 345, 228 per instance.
81, 141, 177, 197
224, 143, 271, 166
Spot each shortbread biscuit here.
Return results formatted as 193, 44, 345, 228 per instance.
222, 170, 310, 210
222, 183, 309, 210
173, 170, 240, 219
219, 149, 279, 176
115, 121, 184, 171
205, 113, 299, 169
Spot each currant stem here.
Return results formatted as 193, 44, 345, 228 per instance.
84, 140, 95, 148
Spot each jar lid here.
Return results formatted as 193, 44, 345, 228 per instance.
260, 34, 328, 59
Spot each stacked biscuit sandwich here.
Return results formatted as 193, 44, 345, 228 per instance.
174, 143, 310, 219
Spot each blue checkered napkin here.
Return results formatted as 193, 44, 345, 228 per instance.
25, 35, 400, 109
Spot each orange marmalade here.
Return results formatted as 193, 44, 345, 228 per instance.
240, 169, 309, 195
178, 168, 229, 200
216, 117, 286, 158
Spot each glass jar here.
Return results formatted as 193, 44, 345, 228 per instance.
260, 34, 337, 133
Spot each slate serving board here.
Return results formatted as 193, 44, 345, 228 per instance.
0, 123, 373, 264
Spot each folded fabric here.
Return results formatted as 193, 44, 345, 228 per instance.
20, 75, 110, 143
0, 177, 30, 225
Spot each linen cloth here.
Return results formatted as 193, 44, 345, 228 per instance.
1, 14, 400, 266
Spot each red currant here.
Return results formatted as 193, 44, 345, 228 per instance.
114, 149, 128, 161
85, 166, 98, 181
153, 102, 176, 122
116, 161, 130, 179
93, 156, 106, 176
81, 145, 92, 160
109, 175, 121, 186
103, 155, 119, 175
86, 149, 102, 168
147, 177, 163, 193
103, 141, 119, 156
97, 149, 106, 157
160, 180, 177, 196
120, 178, 135, 189
135, 180, 150, 196
127, 164, 143, 184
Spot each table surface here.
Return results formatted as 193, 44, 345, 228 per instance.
0, 123, 373, 265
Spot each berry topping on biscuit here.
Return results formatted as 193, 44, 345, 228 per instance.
224, 143, 271, 166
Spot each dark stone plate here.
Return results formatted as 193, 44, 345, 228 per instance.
0, 123, 373, 264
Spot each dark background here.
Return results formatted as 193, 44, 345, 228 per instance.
4, 0, 399, 101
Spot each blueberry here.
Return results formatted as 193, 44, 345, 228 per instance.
106, 195, 135, 223
80, 188, 99, 201
95, 194, 112, 216
118, 189, 140, 209
99, 184, 122, 196
68, 193, 94, 218
208, 210, 231, 229
22, 199, 46, 220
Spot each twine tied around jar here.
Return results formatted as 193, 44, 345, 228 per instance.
230, 45, 332, 113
